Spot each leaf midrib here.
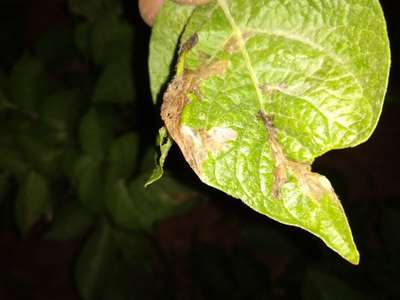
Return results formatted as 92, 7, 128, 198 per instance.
217, 0, 264, 110
216, 0, 352, 111
215, 0, 361, 140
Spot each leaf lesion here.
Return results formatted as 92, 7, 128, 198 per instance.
257, 110, 338, 203
259, 83, 288, 94
179, 33, 199, 54
224, 31, 254, 54
257, 110, 287, 198
161, 56, 230, 176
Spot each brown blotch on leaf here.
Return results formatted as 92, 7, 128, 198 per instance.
257, 110, 337, 202
257, 110, 287, 198
259, 83, 287, 94
257, 111, 277, 141
224, 32, 253, 54
180, 33, 199, 54
287, 161, 339, 204
199, 127, 237, 153
179, 126, 237, 174
161, 60, 230, 176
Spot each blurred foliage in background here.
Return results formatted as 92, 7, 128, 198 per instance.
0, 0, 400, 300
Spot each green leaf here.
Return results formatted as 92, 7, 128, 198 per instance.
39, 89, 82, 133
92, 60, 134, 103
76, 222, 118, 300
105, 180, 140, 230
75, 22, 92, 60
73, 155, 105, 214
302, 268, 364, 300
15, 171, 50, 233
106, 175, 197, 231
145, 127, 173, 187
91, 15, 133, 66
79, 107, 116, 159
106, 133, 138, 181
16, 124, 64, 177
45, 202, 95, 240
74, 16, 133, 65
76, 222, 153, 300
9, 53, 48, 113
68, 0, 122, 20
0, 115, 32, 177
149, 0, 195, 104
61, 146, 80, 181
153, 0, 390, 264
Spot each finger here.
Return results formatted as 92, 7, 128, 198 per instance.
139, 0, 165, 26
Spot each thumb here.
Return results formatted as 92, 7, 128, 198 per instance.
139, 0, 165, 26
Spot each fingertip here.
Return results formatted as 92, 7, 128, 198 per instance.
139, 0, 165, 26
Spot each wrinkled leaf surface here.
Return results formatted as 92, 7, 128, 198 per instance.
151, 0, 390, 264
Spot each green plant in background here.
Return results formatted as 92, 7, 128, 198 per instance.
0, 0, 398, 299
0, 0, 199, 299
148, 0, 390, 264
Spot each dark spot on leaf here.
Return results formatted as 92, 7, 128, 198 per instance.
180, 33, 199, 54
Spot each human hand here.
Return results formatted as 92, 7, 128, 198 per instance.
139, 0, 211, 26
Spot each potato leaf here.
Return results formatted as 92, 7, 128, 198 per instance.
150, 0, 390, 264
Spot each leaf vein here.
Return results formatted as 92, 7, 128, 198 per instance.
217, 0, 264, 109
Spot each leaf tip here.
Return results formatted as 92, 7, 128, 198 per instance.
347, 249, 360, 265
144, 168, 162, 188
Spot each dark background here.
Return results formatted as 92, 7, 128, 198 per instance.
0, 1, 399, 299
